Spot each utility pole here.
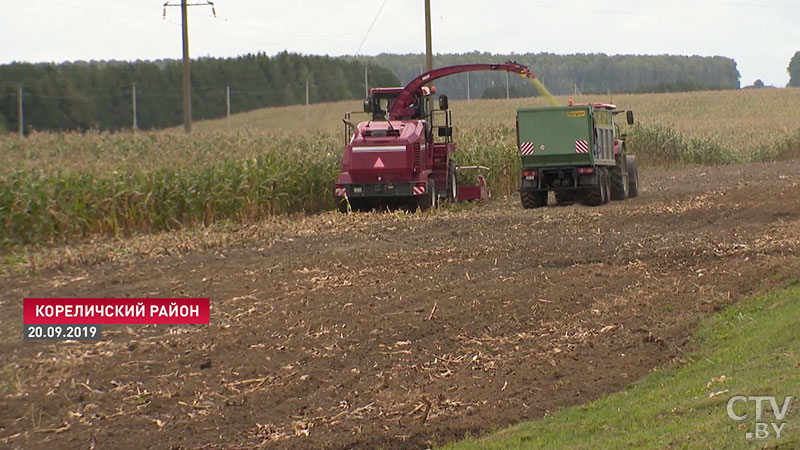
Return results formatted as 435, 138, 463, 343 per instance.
226, 84, 231, 132
506, 71, 510, 99
364, 66, 369, 97
132, 83, 138, 132
163, 1, 216, 134
180, 0, 191, 133
305, 80, 310, 123
17, 86, 23, 136
466, 72, 470, 100
424, 0, 432, 72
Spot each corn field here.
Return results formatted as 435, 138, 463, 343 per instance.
2, 89, 800, 250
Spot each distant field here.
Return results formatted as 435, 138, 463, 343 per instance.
1, 88, 799, 250
187, 87, 800, 153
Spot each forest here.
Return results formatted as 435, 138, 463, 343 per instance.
0, 51, 748, 132
359, 52, 742, 99
0, 52, 398, 133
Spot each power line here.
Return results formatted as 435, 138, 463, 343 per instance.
353, 0, 388, 57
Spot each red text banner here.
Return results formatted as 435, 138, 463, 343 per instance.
23, 298, 210, 324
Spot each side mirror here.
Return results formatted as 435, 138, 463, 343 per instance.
438, 95, 449, 110
438, 126, 453, 137
626, 110, 634, 125
363, 98, 372, 113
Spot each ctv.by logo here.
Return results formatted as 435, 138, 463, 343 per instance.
726, 395, 792, 440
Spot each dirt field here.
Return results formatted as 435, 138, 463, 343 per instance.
2, 161, 800, 450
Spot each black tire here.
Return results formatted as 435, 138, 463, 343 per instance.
610, 155, 629, 201
447, 159, 458, 202
417, 179, 437, 211
555, 190, 578, 205
520, 190, 547, 209
337, 199, 349, 213
626, 155, 639, 198
582, 167, 608, 206
338, 197, 367, 213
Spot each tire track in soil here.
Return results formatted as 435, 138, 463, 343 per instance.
1, 161, 800, 449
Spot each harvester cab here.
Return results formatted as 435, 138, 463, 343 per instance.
335, 62, 535, 212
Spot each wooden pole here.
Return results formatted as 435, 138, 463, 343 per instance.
181, 0, 192, 133
466, 73, 470, 101
424, 0, 432, 72
226, 84, 231, 132
132, 84, 138, 132
17, 86, 23, 136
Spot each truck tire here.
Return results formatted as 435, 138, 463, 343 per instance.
418, 179, 437, 211
447, 159, 458, 202
626, 155, 640, 198
610, 156, 629, 201
520, 190, 547, 209
582, 167, 608, 206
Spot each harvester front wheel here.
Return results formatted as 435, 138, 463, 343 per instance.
520, 190, 547, 209
418, 179, 437, 211
626, 155, 640, 198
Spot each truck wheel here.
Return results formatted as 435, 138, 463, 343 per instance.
418, 179, 437, 211
447, 159, 458, 202
582, 167, 607, 206
610, 157, 629, 201
626, 155, 640, 198
520, 190, 547, 209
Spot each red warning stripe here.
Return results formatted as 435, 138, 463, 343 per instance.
519, 142, 535, 155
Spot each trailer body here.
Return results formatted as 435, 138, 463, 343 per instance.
516, 104, 638, 207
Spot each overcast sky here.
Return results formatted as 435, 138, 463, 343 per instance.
2, 0, 798, 87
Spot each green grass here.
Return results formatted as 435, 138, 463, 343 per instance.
442, 285, 800, 449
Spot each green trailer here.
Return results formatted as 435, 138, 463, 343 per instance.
516, 103, 639, 208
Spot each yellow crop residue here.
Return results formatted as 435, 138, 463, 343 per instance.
530, 77, 559, 107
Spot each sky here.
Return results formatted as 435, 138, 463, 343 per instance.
2, 0, 798, 87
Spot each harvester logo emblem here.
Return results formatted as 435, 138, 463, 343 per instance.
373, 157, 385, 168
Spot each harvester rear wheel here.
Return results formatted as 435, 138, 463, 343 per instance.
337, 199, 349, 213
447, 159, 457, 202
626, 155, 640, 198
520, 190, 547, 209
417, 179, 437, 211
610, 155, 629, 201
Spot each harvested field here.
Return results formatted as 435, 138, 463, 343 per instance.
2, 161, 800, 449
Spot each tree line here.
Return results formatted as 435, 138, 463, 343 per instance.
789, 51, 800, 87
356, 52, 742, 99
0, 52, 398, 133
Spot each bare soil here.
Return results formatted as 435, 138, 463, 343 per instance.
2, 162, 800, 450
